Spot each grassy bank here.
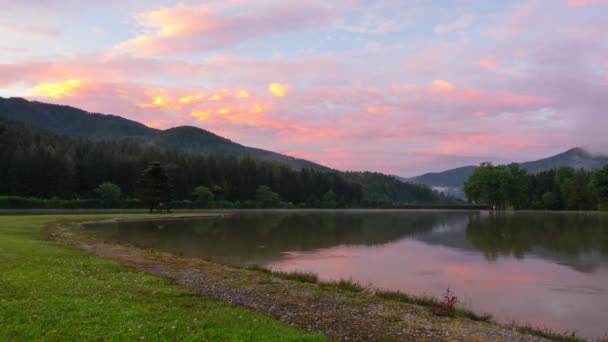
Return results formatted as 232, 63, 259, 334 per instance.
0, 215, 324, 341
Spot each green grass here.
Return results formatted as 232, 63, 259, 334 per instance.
374, 289, 493, 322
245, 266, 318, 284
244, 264, 273, 274
325, 278, 366, 293
0, 214, 325, 341
511, 323, 583, 342
272, 271, 319, 284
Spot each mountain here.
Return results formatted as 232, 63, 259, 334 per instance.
518, 147, 608, 173
407, 147, 608, 198
0, 116, 458, 206
0, 97, 329, 171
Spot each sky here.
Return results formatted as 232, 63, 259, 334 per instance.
1, 0, 607, 176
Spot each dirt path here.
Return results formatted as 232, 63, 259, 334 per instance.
48, 219, 552, 342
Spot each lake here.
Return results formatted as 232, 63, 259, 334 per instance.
88, 210, 608, 339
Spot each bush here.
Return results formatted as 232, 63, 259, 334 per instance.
0, 195, 142, 209
0, 196, 45, 209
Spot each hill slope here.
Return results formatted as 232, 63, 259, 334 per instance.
408, 148, 608, 198
0, 97, 329, 171
0, 116, 458, 205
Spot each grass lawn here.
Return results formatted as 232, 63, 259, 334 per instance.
0, 214, 324, 341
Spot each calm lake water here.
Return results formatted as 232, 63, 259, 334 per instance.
89, 210, 608, 339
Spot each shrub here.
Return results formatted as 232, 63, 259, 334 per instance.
432, 288, 458, 317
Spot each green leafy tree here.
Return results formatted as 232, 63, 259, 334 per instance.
137, 162, 171, 213
322, 190, 338, 208
591, 166, 608, 211
503, 164, 529, 209
192, 186, 214, 207
542, 192, 560, 210
465, 163, 503, 209
567, 170, 595, 210
555, 167, 575, 209
94, 182, 121, 205
256, 185, 282, 208
465, 163, 528, 210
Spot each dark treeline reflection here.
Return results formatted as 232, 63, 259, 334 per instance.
90, 211, 608, 269
466, 212, 608, 262
90, 211, 465, 265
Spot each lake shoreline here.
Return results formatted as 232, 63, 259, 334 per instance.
47, 215, 576, 341
1, 214, 324, 341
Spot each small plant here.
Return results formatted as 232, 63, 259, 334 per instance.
375, 288, 493, 322
432, 288, 458, 317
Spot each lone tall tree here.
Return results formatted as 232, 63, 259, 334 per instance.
137, 162, 171, 213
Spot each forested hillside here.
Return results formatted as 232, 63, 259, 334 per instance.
409, 148, 608, 198
0, 117, 456, 208
343, 172, 458, 206
0, 97, 329, 171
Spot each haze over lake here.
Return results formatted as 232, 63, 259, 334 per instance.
90, 210, 608, 339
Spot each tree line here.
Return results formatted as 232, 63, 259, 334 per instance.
0, 118, 457, 209
464, 162, 608, 210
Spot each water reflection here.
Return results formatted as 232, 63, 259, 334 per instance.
466, 212, 608, 272
91, 211, 464, 265
89, 210, 608, 338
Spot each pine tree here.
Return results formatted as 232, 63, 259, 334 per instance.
137, 162, 171, 213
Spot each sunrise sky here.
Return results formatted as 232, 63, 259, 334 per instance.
1, 0, 607, 176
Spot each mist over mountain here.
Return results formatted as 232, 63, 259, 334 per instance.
407, 147, 608, 198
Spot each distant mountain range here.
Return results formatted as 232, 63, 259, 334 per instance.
406, 147, 608, 198
0, 97, 329, 171
0, 97, 458, 205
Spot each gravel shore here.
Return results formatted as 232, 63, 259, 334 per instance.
49, 219, 554, 341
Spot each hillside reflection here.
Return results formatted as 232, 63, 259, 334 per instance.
89, 211, 608, 270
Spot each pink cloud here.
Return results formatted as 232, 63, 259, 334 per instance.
3, 0, 606, 177
390, 84, 417, 95
565, 0, 608, 6
479, 58, 501, 70
112, 2, 337, 56
429, 80, 454, 93
367, 107, 388, 115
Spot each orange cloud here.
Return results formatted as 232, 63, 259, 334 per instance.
110, 2, 334, 56
217, 108, 230, 115
429, 80, 454, 93
367, 107, 388, 115
191, 110, 211, 121
143, 120, 161, 128
269, 83, 288, 97
479, 58, 501, 69
235, 89, 249, 99
138, 96, 181, 110
179, 94, 205, 104
251, 104, 263, 113
30, 80, 82, 99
